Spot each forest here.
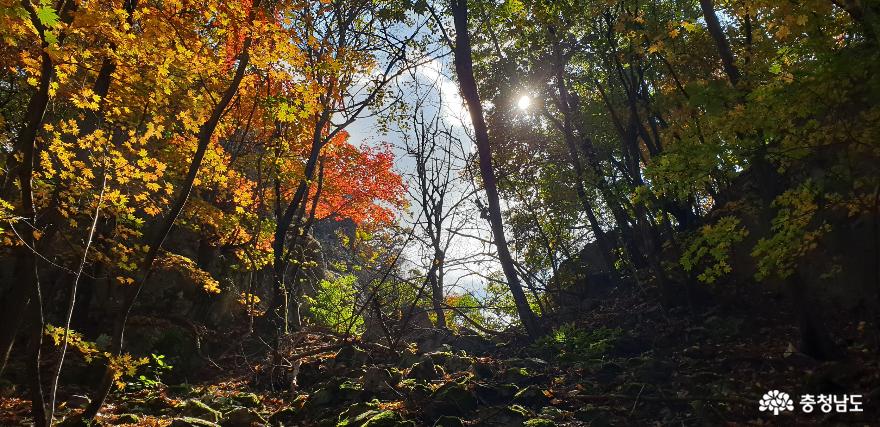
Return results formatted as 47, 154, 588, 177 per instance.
0, 0, 878, 425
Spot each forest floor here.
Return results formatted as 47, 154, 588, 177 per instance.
2, 285, 879, 426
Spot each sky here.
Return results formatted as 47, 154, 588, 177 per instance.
342, 50, 504, 297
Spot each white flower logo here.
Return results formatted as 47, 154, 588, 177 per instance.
759, 390, 794, 415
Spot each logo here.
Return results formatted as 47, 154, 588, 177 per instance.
759, 390, 794, 415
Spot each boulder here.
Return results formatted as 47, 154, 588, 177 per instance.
406, 359, 443, 382
501, 367, 533, 385
335, 345, 369, 368
361, 366, 393, 393
473, 382, 517, 405
513, 385, 551, 407
362, 410, 402, 427
470, 359, 494, 379
181, 399, 222, 423
230, 392, 261, 408
425, 382, 477, 419
267, 407, 297, 426
221, 407, 267, 427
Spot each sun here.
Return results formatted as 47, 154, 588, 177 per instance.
517, 95, 531, 111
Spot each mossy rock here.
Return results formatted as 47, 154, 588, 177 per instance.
339, 380, 364, 400
406, 359, 443, 382
507, 404, 531, 418
513, 385, 551, 407
469, 360, 494, 379
425, 382, 477, 418
503, 358, 548, 371
476, 382, 518, 405
425, 351, 454, 365
335, 345, 369, 367
181, 399, 222, 423
361, 366, 393, 393
477, 405, 528, 426
405, 382, 433, 401
501, 367, 532, 384
337, 400, 380, 425
230, 392, 261, 408
433, 415, 464, 427
309, 387, 336, 407
221, 407, 267, 427
398, 349, 421, 368
268, 407, 297, 426
170, 417, 221, 427
442, 355, 474, 373
362, 410, 403, 427
524, 418, 556, 427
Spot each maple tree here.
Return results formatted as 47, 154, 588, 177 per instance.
0, 0, 410, 423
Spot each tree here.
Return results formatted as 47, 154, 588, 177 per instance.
446, 0, 542, 338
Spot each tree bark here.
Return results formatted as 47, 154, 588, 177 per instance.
699, 0, 741, 86
450, 0, 542, 338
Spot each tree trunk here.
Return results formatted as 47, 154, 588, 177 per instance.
699, 0, 741, 86
0, 1, 56, 374
450, 0, 542, 338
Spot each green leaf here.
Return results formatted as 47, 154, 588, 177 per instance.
35, 5, 59, 28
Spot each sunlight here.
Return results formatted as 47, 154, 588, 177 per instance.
517, 95, 531, 111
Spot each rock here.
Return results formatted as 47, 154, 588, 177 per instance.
470, 359, 494, 379
361, 366, 393, 393
146, 395, 173, 411
442, 354, 474, 373
425, 351, 453, 365
433, 415, 464, 427
405, 382, 433, 401
111, 414, 141, 425
503, 358, 549, 371
170, 417, 222, 427
182, 399, 222, 423
501, 367, 533, 385
338, 409, 380, 426
309, 387, 336, 407
398, 349, 421, 368
480, 404, 529, 425
231, 392, 261, 408
473, 382, 517, 405
335, 345, 369, 367
513, 385, 550, 407
222, 407, 267, 427
337, 401, 380, 424
268, 407, 297, 426
339, 380, 364, 400
362, 410, 401, 427
539, 406, 565, 419
524, 419, 555, 427
65, 394, 91, 409
407, 358, 443, 382
425, 382, 477, 418
573, 406, 612, 425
